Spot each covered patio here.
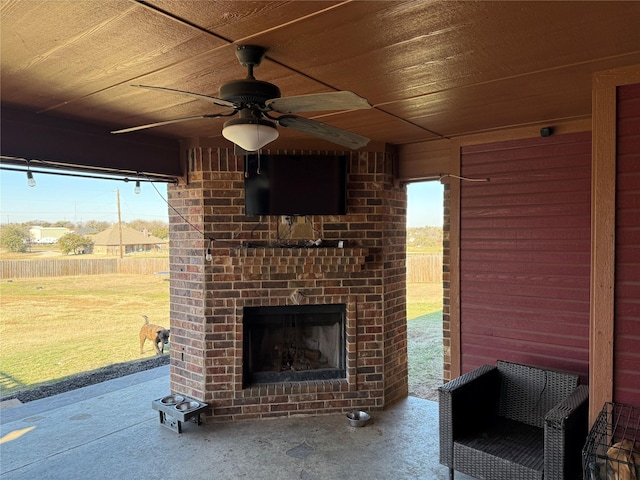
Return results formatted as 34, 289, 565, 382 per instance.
0, 365, 473, 480
1, 3, 640, 476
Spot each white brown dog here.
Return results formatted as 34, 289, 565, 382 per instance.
139, 315, 170, 355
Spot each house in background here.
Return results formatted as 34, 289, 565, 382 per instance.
90, 225, 167, 256
29, 226, 71, 244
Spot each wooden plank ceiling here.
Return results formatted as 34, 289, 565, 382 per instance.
1, 0, 639, 176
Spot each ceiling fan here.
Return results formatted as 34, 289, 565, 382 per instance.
112, 45, 372, 152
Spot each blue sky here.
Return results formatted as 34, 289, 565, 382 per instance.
406, 181, 443, 227
1, 169, 442, 227
0, 169, 169, 225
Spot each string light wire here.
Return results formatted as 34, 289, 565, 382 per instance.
144, 173, 241, 254
439, 173, 490, 183
0, 161, 177, 185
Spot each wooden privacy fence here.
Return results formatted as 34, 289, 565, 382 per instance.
2, 256, 439, 282
407, 253, 443, 283
0, 258, 169, 279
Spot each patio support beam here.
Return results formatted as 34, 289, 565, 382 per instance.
590, 64, 640, 425
0, 105, 182, 178
448, 140, 462, 379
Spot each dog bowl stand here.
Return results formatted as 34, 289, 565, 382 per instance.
151, 396, 208, 433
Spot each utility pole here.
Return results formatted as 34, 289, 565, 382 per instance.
116, 188, 123, 259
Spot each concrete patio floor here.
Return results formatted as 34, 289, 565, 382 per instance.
0, 366, 474, 480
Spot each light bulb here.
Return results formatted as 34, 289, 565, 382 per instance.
134, 180, 141, 194
205, 248, 213, 262
27, 170, 36, 187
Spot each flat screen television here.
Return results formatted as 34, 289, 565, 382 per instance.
244, 154, 347, 216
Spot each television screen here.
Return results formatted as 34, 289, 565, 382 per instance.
244, 154, 347, 216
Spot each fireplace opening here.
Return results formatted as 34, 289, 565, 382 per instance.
243, 304, 346, 386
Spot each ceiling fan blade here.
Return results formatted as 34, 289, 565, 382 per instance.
266, 91, 371, 114
131, 85, 236, 109
277, 115, 370, 149
111, 114, 223, 134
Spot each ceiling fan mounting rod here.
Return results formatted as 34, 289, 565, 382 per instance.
246, 64, 255, 80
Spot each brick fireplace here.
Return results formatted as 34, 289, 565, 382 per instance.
242, 303, 347, 385
168, 147, 407, 421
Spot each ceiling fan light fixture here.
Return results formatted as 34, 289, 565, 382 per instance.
222, 118, 279, 152
115, 46, 371, 150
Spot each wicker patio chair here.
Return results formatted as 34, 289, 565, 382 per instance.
438, 360, 589, 480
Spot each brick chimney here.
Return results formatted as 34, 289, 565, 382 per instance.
168, 148, 407, 421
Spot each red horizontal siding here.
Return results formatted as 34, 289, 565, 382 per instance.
460, 132, 591, 380
614, 82, 640, 407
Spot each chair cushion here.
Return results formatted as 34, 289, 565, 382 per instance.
454, 417, 544, 480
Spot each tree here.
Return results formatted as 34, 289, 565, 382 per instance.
127, 219, 169, 239
58, 233, 92, 255
53, 221, 75, 229
0, 225, 29, 252
85, 220, 110, 232
150, 225, 169, 240
407, 226, 444, 250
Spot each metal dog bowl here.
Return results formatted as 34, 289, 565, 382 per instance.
160, 394, 184, 405
175, 401, 201, 412
346, 410, 371, 427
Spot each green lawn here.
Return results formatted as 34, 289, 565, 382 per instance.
0, 274, 169, 396
407, 311, 444, 383
407, 282, 442, 319
406, 282, 444, 396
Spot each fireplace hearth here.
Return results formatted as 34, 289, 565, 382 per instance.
243, 304, 346, 386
